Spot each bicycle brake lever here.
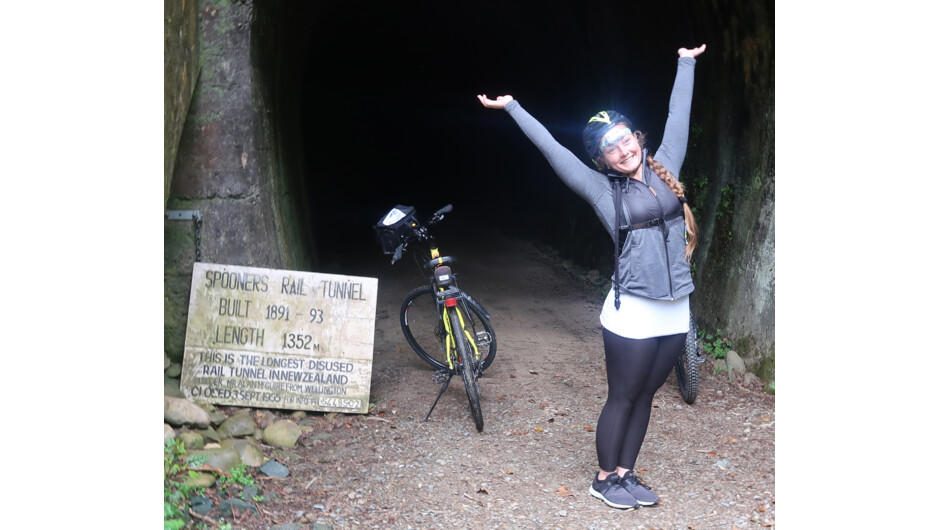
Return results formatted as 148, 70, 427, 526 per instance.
391, 244, 404, 264
429, 204, 453, 225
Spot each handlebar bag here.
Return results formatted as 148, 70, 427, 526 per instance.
374, 205, 418, 255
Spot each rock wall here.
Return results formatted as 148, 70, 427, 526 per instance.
682, 0, 775, 386
164, 0, 308, 362
164, 0, 199, 207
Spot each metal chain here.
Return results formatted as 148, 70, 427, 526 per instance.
193, 213, 202, 262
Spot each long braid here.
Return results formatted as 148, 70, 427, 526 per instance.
646, 155, 698, 261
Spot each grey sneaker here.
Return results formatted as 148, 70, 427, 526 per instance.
620, 470, 660, 506
589, 472, 639, 510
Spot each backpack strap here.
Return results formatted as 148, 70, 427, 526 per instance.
610, 175, 626, 310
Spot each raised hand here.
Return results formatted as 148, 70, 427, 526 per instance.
477, 94, 514, 109
678, 44, 707, 58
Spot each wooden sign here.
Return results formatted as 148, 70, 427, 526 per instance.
180, 263, 378, 414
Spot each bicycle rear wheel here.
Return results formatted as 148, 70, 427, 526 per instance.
400, 286, 496, 373
450, 308, 483, 432
675, 314, 700, 404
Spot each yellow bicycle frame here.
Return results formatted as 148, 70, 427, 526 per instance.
432, 246, 480, 370
441, 305, 481, 371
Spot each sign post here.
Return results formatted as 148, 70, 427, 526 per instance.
180, 263, 378, 414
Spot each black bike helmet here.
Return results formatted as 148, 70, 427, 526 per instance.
582, 110, 633, 168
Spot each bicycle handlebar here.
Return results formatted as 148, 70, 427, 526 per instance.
427, 204, 452, 226
388, 204, 453, 265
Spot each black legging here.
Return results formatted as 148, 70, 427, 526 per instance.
595, 328, 685, 472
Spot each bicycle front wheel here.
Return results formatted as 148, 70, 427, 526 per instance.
400, 286, 496, 373
675, 314, 700, 404
450, 308, 483, 432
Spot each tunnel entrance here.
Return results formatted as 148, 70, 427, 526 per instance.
257, 1, 714, 273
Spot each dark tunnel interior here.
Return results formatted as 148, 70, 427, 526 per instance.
286, 1, 717, 271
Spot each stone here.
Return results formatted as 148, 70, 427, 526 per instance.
164, 424, 176, 443
164, 352, 171, 371
199, 426, 222, 443
189, 496, 213, 515
220, 438, 266, 467
196, 401, 228, 426
208, 411, 228, 426
195, 400, 218, 413
166, 363, 182, 378
164, 375, 186, 399
165, 396, 211, 428
220, 498, 259, 519
255, 410, 277, 429
240, 485, 262, 501
263, 419, 302, 448
217, 412, 256, 438
260, 460, 290, 478
186, 446, 242, 474
726, 350, 746, 373
183, 472, 217, 489
179, 431, 205, 450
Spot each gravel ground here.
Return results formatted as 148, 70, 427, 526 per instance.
208, 232, 775, 529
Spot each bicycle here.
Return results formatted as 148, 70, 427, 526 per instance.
374, 204, 496, 432
675, 312, 705, 404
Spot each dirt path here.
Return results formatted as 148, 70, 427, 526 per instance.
237, 230, 775, 529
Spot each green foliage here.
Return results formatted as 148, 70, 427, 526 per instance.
165, 438, 185, 475
220, 463, 256, 487
186, 452, 209, 468
699, 327, 733, 360
164, 439, 189, 529
716, 185, 735, 221
165, 438, 260, 528
691, 173, 709, 202
164, 504, 186, 530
